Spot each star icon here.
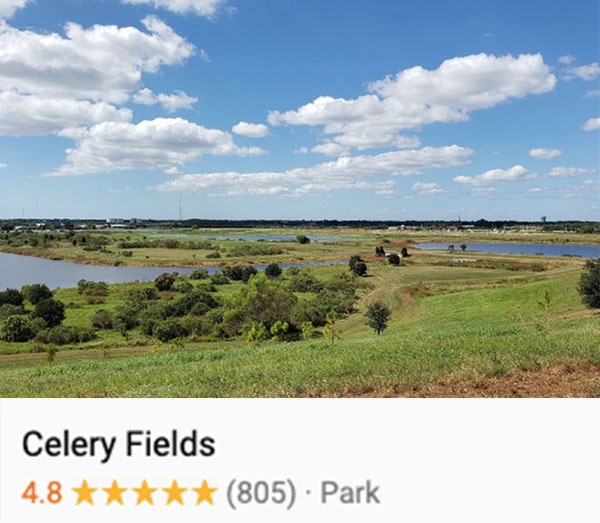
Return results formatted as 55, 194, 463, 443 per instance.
72, 479, 96, 506
192, 480, 217, 506
162, 479, 187, 505
132, 479, 157, 506
102, 480, 127, 506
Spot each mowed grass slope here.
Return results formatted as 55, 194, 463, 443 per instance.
1, 261, 597, 397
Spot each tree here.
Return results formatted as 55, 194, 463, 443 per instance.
190, 269, 209, 280
400, 247, 409, 258
365, 301, 391, 335
2, 315, 34, 342
296, 235, 310, 244
34, 298, 65, 328
155, 272, 176, 291
375, 246, 386, 257
21, 284, 53, 305
0, 288, 24, 307
349, 255, 367, 277
460, 244, 467, 252
245, 321, 269, 346
578, 258, 600, 309
447, 244, 455, 252
265, 263, 282, 278
301, 321, 314, 341
388, 253, 400, 266
270, 320, 289, 340
322, 310, 341, 345
153, 319, 186, 342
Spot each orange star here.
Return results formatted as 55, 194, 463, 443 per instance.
102, 480, 127, 505
132, 479, 157, 506
72, 479, 96, 505
192, 480, 217, 505
162, 479, 187, 505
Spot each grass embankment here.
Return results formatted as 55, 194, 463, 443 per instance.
1, 257, 597, 397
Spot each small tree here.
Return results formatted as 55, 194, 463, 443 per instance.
265, 263, 282, 278
349, 255, 367, 277
190, 269, 209, 280
155, 272, 176, 291
34, 298, 65, 328
296, 235, 310, 244
448, 244, 455, 252
578, 258, 600, 309
322, 310, 341, 345
401, 247, 409, 258
0, 289, 24, 307
44, 345, 58, 365
301, 321, 314, 341
245, 321, 269, 346
270, 320, 289, 340
388, 253, 400, 266
375, 246, 386, 257
460, 244, 467, 252
365, 301, 391, 335
21, 284, 53, 305
2, 315, 34, 342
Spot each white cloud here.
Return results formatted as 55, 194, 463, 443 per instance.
311, 142, 349, 157
471, 187, 496, 197
569, 62, 600, 81
582, 117, 600, 131
133, 88, 197, 112
584, 89, 600, 98
411, 182, 444, 195
294, 147, 309, 155
152, 145, 474, 196
547, 166, 595, 177
0, 91, 131, 136
231, 121, 269, 138
529, 148, 562, 159
0, 16, 195, 104
558, 55, 575, 65
122, 0, 228, 17
528, 187, 542, 193
454, 165, 539, 186
48, 118, 265, 176
268, 53, 556, 153
0, 162, 6, 168
0, 0, 29, 19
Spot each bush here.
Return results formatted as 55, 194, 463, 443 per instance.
121, 250, 133, 257
375, 246, 386, 257
127, 287, 158, 302
36, 325, 96, 345
579, 258, 600, 309
77, 280, 108, 296
2, 315, 34, 342
21, 284, 53, 304
190, 269, 209, 280
222, 265, 257, 283
388, 253, 400, 266
265, 263, 282, 278
153, 319, 186, 342
365, 301, 391, 335
0, 304, 25, 321
286, 269, 323, 293
34, 298, 65, 328
173, 281, 194, 293
296, 235, 310, 244
114, 303, 140, 331
206, 251, 221, 259
0, 288, 24, 307
211, 272, 230, 285
91, 309, 114, 329
401, 247, 409, 258
155, 272, 176, 291
349, 255, 367, 277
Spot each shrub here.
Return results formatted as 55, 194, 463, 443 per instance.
164, 239, 180, 249
114, 303, 140, 331
211, 272, 230, 285
153, 319, 186, 342
0, 304, 25, 321
375, 246, 386, 257
270, 320, 289, 340
265, 263, 282, 278
34, 298, 65, 328
301, 322, 314, 341
296, 235, 310, 244
77, 280, 108, 296
190, 269, 209, 280
365, 301, 392, 335
388, 253, 400, 266
244, 322, 269, 346
121, 250, 133, 257
222, 265, 257, 283
173, 281, 193, 293
155, 272, 176, 291
21, 284, 53, 304
91, 309, 114, 330
401, 247, 410, 258
349, 255, 367, 277
36, 325, 96, 345
579, 258, 600, 309
286, 268, 323, 293
2, 315, 34, 342
127, 287, 158, 302
0, 288, 24, 307
206, 251, 221, 259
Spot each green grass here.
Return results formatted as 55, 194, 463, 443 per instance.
1, 258, 597, 397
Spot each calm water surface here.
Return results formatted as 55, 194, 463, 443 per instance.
0, 252, 346, 290
416, 242, 599, 258
152, 233, 357, 242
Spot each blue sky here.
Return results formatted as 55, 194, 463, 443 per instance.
0, 0, 598, 220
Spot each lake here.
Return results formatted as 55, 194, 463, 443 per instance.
415, 242, 600, 258
151, 233, 356, 242
0, 252, 347, 290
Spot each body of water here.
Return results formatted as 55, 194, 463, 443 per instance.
415, 242, 599, 258
0, 252, 347, 290
152, 233, 355, 242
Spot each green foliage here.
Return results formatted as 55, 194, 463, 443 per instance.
154, 272, 176, 291
21, 284, 53, 304
206, 251, 221, 259
34, 298, 65, 328
2, 315, 34, 342
222, 265, 257, 283
36, 325, 96, 345
270, 320, 289, 341
0, 288, 24, 307
0, 304, 26, 321
365, 301, 392, 335
460, 244, 467, 252
90, 309, 114, 330
265, 263, 282, 278
447, 244, 455, 252
228, 244, 282, 257
388, 253, 400, 266
153, 319, 186, 342
245, 321, 269, 346
578, 258, 600, 309
286, 268, 323, 292
322, 310, 341, 345
173, 281, 193, 293
349, 255, 367, 277
44, 345, 58, 364
537, 289, 551, 315
211, 272, 230, 285
296, 235, 310, 244
401, 247, 409, 258
375, 246, 386, 257
190, 269, 209, 280
127, 286, 158, 302
301, 322, 314, 341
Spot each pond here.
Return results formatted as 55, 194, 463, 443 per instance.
415, 242, 599, 258
0, 252, 347, 291
151, 233, 357, 242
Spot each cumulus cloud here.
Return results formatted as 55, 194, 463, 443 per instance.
0, 0, 29, 19
584, 89, 600, 98
0, 92, 132, 136
231, 121, 269, 138
547, 166, 595, 177
568, 62, 600, 81
133, 88, 197, 112
453, 165, 539, 186
152, 145, 474, 196
268, 53, 556, 153
411, 182, 444, 195
529, 148, 562, 159
582, 117, 600, 131
0, 16, 195, 104
122, 0, 228, 17
48, 118, 266, 176
471, 187, 496, 197
311, 142, 349, 157
294, 147, 309, 155
558, 55, 575, 64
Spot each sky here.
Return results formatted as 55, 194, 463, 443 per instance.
0, 0, 598, 221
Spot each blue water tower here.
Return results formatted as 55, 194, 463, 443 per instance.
541, 216, 547, 223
